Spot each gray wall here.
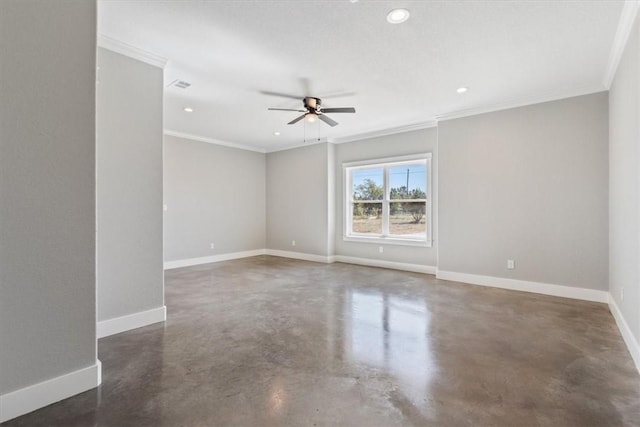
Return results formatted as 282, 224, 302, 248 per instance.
266, 143, 331, 256
438, 92, 609, 290
334, 128, 438, 266
97, 48, 164, 321
164, 135, 266, 261
609, 14, 639, 341
0, 0, 97, 393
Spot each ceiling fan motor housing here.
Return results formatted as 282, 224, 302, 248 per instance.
304, 97, 321, 111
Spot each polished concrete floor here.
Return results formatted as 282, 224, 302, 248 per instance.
4, 256, 640, 426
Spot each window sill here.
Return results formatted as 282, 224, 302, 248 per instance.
343, 235, 432, 248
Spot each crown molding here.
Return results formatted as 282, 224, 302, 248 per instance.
98, 34, 168, 69
167, 82, 604, 153
603, 1, 640, 89
435, 85, 605, 122
326, 120, 437, 145
265, 137, 329, 154
167, 85, 608, 153
264, 120, 436, 152
164, 130, 266, 153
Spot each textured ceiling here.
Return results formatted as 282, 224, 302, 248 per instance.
98, 0, 624, 152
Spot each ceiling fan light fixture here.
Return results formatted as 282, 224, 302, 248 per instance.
268, 94, 355, 127
387, 8, 410, 24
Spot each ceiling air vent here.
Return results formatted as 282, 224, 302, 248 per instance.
167, 79, 191, 89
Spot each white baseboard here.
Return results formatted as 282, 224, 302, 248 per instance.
435, 270, 609, 303
165, 249, 434, 273
334, 255, 436, 275
97, 306, 166, 338
164, 249, 266, 269
264, 249, 333, 264
0, 360, 101, 423
608, 295, 640, 373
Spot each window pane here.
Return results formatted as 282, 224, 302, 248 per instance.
389, 201, 426, 237
352, 168, 383, 200
352, 202, 382, 234
389, 164, 426, 200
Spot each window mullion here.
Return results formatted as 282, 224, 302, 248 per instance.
382, 166, 390, 236
346, 168, 353, 236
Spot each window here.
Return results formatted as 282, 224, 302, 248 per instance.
344, 154, 432, 246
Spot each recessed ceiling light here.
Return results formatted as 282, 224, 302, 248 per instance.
273, 131, 281, 136
183, 107, 194, 112
456, 87, 468, 94
387, 8, 410, 24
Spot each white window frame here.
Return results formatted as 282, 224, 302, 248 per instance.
343, 153, 432, 247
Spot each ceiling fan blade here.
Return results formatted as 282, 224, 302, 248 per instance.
318, 114, 338, 127
268, 108, 306, 112
288, 114, 307, 125
318, 90, 357, 99
260, 90, 302, 100
320, 107, 356, 114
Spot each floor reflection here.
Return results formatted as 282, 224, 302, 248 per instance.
6, 258, 640, 426
344, 289, 436, 415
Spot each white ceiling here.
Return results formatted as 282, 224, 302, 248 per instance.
98, 0, 625, 152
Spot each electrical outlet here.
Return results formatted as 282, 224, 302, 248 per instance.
291, 240, 296, 247
507, 259, 515, 270
210, 243, 215, 249
379, 246, 384, 253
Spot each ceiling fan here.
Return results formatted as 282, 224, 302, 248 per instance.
268, 96, 355, 127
